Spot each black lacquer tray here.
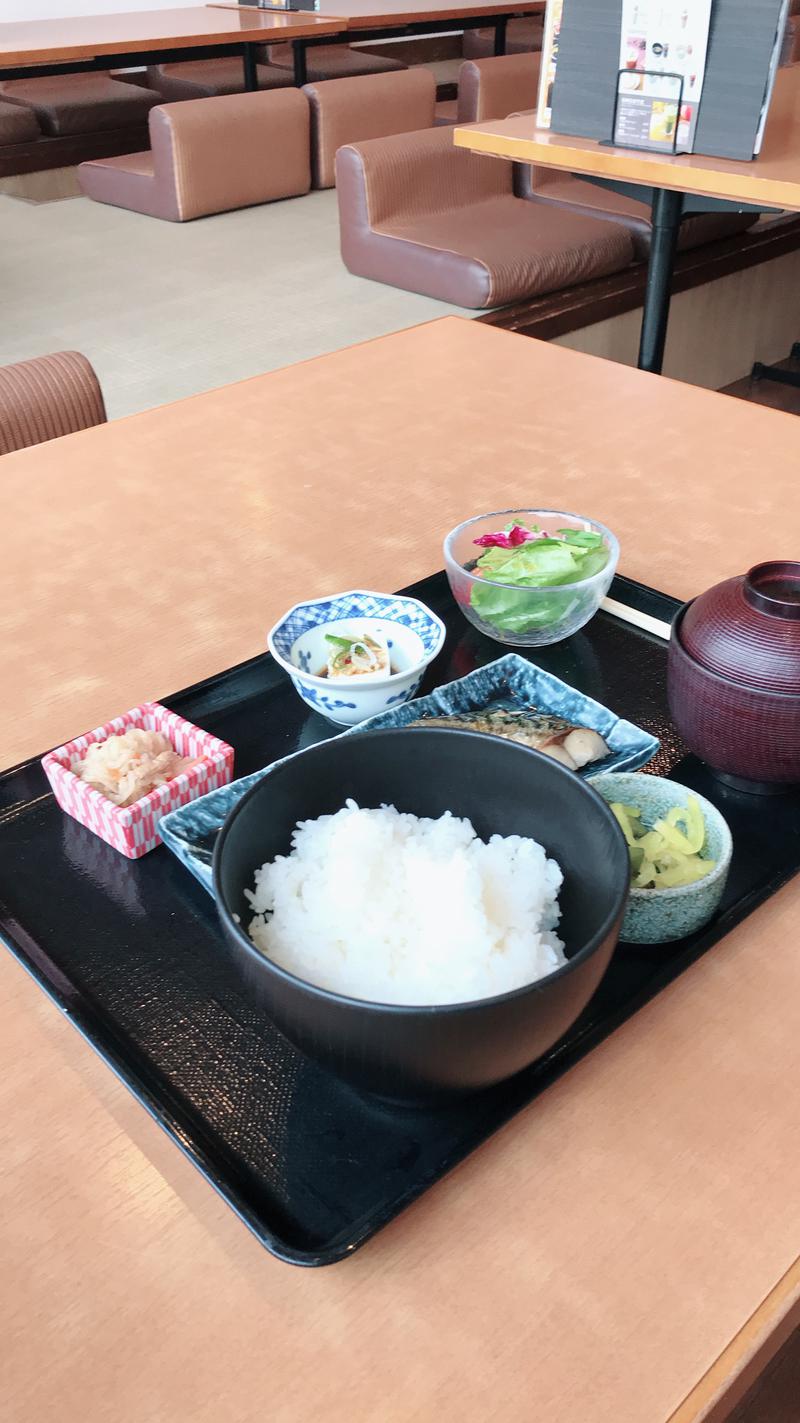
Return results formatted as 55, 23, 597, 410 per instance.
3, 572, 800, 1267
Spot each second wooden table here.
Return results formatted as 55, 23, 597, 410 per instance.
0, 7, 348, 92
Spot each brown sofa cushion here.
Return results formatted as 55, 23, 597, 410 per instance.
267, 43, 407, 81
0, 99, 41, 144
0, 351, 106, 456
521, 169, 757, 259
462, 18, 544, 60
146, 60, 293, 101
79, 150, 170, 219
457, 54, 542, 123
0, 75, 159, 137
79, 89, 311, 222
335, 126, 633, 309
303, 68, 436, 189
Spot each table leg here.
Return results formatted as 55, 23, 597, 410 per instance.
494, 17, 508, 55
243, 44, 259, 92
293, 41, 308, 87
637, 187, 684, 375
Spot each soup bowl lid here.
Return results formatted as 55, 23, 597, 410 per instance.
679, 561, 800, 694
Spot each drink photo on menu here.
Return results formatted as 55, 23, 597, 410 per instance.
615, 0, 713, 151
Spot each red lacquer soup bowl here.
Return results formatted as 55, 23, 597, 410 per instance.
668, 601, 800, 788
679, 561, 800, 694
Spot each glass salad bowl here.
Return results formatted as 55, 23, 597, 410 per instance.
443, 509, 619, 648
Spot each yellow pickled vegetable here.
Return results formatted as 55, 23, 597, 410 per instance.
610, 803, 641, 846
610, 794, 715, 891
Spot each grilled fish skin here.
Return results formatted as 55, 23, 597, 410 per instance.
406, 708, 609, 770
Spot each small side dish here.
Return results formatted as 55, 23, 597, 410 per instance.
444, 509, 618, 648
589, 772, 733, 944
611, 795, 715, 889
42, 703, 234, 859
267, 590, 446, 727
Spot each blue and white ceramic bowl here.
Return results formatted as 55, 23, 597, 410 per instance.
267, 590, 446, 726
588, 772, 733, 944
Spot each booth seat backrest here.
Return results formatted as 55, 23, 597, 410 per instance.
457, 52, 542, 124
148, 89, 310, 221
337, 124, 512, 229
303, 68, 436, 188
0, 351, 106, 456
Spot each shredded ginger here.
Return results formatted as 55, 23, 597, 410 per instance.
78, 728, 192, 807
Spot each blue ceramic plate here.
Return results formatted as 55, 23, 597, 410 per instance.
160, 653, 659, 895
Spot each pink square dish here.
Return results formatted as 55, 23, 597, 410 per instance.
41, 702, 234, 859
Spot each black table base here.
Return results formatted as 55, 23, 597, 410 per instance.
752, 340, 800, 390
570, 172, 780, 377
638, 187, 684, 374
0, 41, 263, 92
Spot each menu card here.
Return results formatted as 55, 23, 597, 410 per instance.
614, 0, 713, 151
692, 0, 787, 158
550, 0, 788, 161
549, 0, 622, 140
751, 0, 789, 154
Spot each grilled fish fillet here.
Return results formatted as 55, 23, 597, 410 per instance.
406, 709, 609, 771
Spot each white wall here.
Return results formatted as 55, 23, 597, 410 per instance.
4, 0, 201, 19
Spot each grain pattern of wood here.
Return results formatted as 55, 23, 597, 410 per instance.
215, 0, 544, 25
3, 318, 800, 1423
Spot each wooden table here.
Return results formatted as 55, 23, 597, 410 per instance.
3, 318, 800, 1422
455, 66, 800, 374
0, 7, 347, 92
217, 0, 545, 75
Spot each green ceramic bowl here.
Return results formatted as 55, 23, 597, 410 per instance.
588, 772, 733, 944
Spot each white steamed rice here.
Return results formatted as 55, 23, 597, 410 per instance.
246, 800, 565, 1006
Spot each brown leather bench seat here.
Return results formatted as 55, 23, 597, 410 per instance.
462, 17, 544, 60
0, 99, 42, 144
147, 60, 293, 101
335, 125, 634, 308
266, 42, 407, 82
79, 90, 311, 222
0, 74, 159, 137
522, 168, 758, 260
148, 44, 406, 101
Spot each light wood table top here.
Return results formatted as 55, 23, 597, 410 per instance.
216, 0, 544, 29
455, 64, 800, 211
3, 318, 800, 1423
0, 6, 346, 67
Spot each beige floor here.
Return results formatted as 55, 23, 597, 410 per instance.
0, 176, 469, 419
4, 165, 796, 419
